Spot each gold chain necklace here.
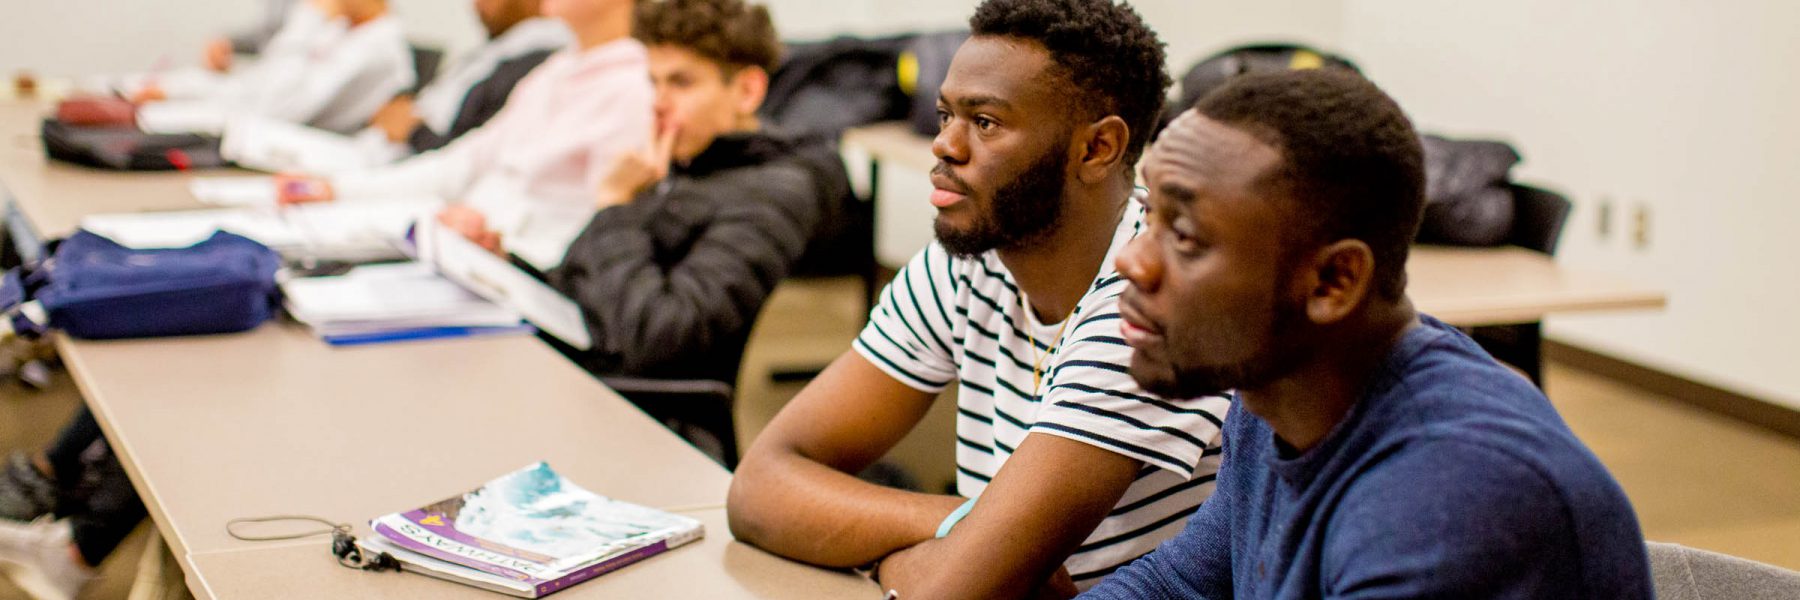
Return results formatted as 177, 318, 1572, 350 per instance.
1021, 291, 1073, 396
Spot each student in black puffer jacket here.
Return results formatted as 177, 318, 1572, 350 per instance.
547, 0, 848, 386
548, 128, 840, 383
437, 0, 848, 388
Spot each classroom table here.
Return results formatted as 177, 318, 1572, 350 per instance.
841, 122, 1668, 327
0, 98, 874, 598
185, 510, 873, 599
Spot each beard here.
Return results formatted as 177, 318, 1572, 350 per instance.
935, 143, 1068, 258
1137, 292, 1311, 400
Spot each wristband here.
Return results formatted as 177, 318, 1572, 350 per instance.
935, 498, 977, 538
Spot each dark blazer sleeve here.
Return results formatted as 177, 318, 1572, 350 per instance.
407, 49, 556, 153
549, 164, 823, 379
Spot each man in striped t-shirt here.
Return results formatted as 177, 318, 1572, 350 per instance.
728, 0, 1230, 597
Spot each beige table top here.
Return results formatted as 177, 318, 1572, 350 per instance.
843, 122, 1667, 327
60, 328, 733, 559
1406, 245, 1666, 326
185, 510, 877, 599
0, 99, 818, 597
0, 99, 257, 239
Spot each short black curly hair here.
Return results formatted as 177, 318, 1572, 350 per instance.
1194, 69, 1426, 301
634, 0, 781, 74
970, 0, 1170, 166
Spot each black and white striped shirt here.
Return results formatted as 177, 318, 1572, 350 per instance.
853, 191, 1231, 588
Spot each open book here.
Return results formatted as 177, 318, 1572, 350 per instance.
280, 262, 532, 345
79, 200, 433, 264
359, 462, 704, 598
219, 116, 402, 173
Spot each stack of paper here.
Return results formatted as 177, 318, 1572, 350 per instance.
281, 262, 533, 345
80, 200, 438, 263
189, 177, 279, 207
135, 100, 231, 135
220, 116, 398, 173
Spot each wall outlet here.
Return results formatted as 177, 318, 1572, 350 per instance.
1596, 196, 1613, 240
1632, 202, 1652, 250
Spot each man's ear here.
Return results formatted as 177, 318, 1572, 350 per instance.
1073, 115, 1130, 185
1301, 239, 1376, 326
731, 66, 770, 117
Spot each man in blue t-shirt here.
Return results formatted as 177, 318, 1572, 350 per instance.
1083, 69, 1654, 599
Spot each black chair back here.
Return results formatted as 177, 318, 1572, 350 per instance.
1506, 183, 1574, 255
1470, 182, 1575, 385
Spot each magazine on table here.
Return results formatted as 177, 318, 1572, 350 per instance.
359, 462, 704, 598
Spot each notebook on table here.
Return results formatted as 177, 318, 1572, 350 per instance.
360, 462, 704, 598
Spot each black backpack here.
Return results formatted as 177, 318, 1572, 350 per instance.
1158, 43, 1361, 138
40, 119, 224, 171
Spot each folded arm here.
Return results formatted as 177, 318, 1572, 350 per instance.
878, 432, 1142, 599
728, 352, 966, 566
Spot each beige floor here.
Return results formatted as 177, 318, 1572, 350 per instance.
0, 372, 152, 600
1545, 362, 1800, 570
0, 280, 1793, 598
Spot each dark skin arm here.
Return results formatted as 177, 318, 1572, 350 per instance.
878, 433, 1138, 599
728, 353, 1143, 599
729, 352, 964, 565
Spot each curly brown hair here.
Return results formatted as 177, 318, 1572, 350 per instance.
633, 0, 781, 74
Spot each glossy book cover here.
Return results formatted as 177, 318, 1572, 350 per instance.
369, 461, 703, 596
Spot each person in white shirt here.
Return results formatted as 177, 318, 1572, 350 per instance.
203, 0, 300, 70
277, 0, 653, 271
727, 0, 1228, 597
369, 0, 570, 154
137, 0, 414, 135
222, 0, 570, 170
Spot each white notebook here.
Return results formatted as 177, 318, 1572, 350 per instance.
220, 116, 400, 173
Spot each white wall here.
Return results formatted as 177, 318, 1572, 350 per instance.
3, 1, 1340, 89
777, 0, 1347, 265
1340, 0, 1800, 408
19, 1, 1787, 411
0, 2, 259, 77
764, 0, 1345, 78
0, 0, 487, 79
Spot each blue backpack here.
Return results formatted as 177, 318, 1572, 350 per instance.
1, 230, 282, 340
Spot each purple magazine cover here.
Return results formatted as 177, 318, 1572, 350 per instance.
371, 461, 703, 593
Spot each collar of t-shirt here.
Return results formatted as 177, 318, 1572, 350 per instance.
1263, 316, 1448, 487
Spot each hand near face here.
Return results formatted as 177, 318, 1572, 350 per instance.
273, 174, 335, 205
369, 95, 421, 143
436, 205, 506, 257
203, 37, 234, 73
595, 122, 679, 209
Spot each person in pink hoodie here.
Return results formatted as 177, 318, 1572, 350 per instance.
278, 0, 653, 271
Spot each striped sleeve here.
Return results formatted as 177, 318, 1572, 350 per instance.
1029, 280, 1231, 478
852, 244, 962, 393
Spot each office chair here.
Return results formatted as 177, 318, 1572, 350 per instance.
602, 376, 739, 470
1648, 541, 1800, 600
1468, 183, 1573, 384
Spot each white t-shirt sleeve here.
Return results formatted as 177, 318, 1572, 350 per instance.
1029, 280, 1231, 478
852, 243, 964, 393
330, 131, 481, 201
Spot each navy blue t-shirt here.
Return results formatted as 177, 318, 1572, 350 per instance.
1082, 315, 1652, 599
